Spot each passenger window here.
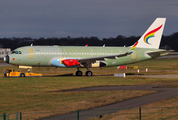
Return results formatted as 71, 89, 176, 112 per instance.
19, 51, 22, 54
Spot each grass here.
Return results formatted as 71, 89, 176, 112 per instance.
1, 90, 155, 119
89, 97, 178, 120
0, 76, 178, 120
0, 58, 178, 119
0, 77, 157, 119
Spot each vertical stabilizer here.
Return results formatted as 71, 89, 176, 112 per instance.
136, 18, 166, 49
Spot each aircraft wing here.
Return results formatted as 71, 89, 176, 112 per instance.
62, 51, 133, 66
78, 52, 130, 62
62, 42, 138, 66
78, 41, 138, 63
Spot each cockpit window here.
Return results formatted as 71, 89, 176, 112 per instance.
12, 51, 22, 54
12, 51, 17, 54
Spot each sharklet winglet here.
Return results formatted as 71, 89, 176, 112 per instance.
128, 41, 138, 54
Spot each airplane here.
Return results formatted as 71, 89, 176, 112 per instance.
4, 18, 173, 76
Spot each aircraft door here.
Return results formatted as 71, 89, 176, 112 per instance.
137, 49, 142, 61
28, 48, 34, 59
131, 50, 136, 60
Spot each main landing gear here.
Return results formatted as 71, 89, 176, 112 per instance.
85, 70, 93, 76
76, 70, 82, 76
76, 65, 93, 76
76, 70, 93, 76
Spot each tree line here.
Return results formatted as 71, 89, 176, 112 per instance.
0, 32, 178, 51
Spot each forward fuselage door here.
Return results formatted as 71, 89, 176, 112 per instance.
28, 48, 34, 59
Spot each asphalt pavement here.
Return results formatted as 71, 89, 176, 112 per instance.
39, 85, 178, 120
0, 63, 12, 66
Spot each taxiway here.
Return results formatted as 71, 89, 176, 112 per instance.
39, 84, 178, 120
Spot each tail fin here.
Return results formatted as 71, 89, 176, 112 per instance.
136, 18, 166, 49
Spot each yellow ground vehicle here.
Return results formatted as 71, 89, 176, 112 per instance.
4, 69, 42, 77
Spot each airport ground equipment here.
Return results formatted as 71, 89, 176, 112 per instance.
4, 69, 42, 77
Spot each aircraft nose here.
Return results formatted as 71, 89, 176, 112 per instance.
4, 55, 9, 63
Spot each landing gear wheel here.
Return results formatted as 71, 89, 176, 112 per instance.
76, 71, 83, 76
85, 71, 93, 76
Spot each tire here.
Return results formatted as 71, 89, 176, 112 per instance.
20, 73, 25, 77
85, 71, 93, 76
76, 71, 82, 76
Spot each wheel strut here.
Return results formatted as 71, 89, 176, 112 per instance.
85, 64, 93, 76
76, 68, 82, 76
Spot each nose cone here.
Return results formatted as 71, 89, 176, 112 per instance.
4, 55, 9, 63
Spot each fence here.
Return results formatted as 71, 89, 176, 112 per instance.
2, 107, 178, 120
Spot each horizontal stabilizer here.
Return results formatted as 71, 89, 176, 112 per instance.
147, 50, 174, 57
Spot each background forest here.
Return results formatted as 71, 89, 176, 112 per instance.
0, 32, 177, 51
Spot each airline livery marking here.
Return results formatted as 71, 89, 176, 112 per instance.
144, 25, 163, 44
130, 41, 138, 53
